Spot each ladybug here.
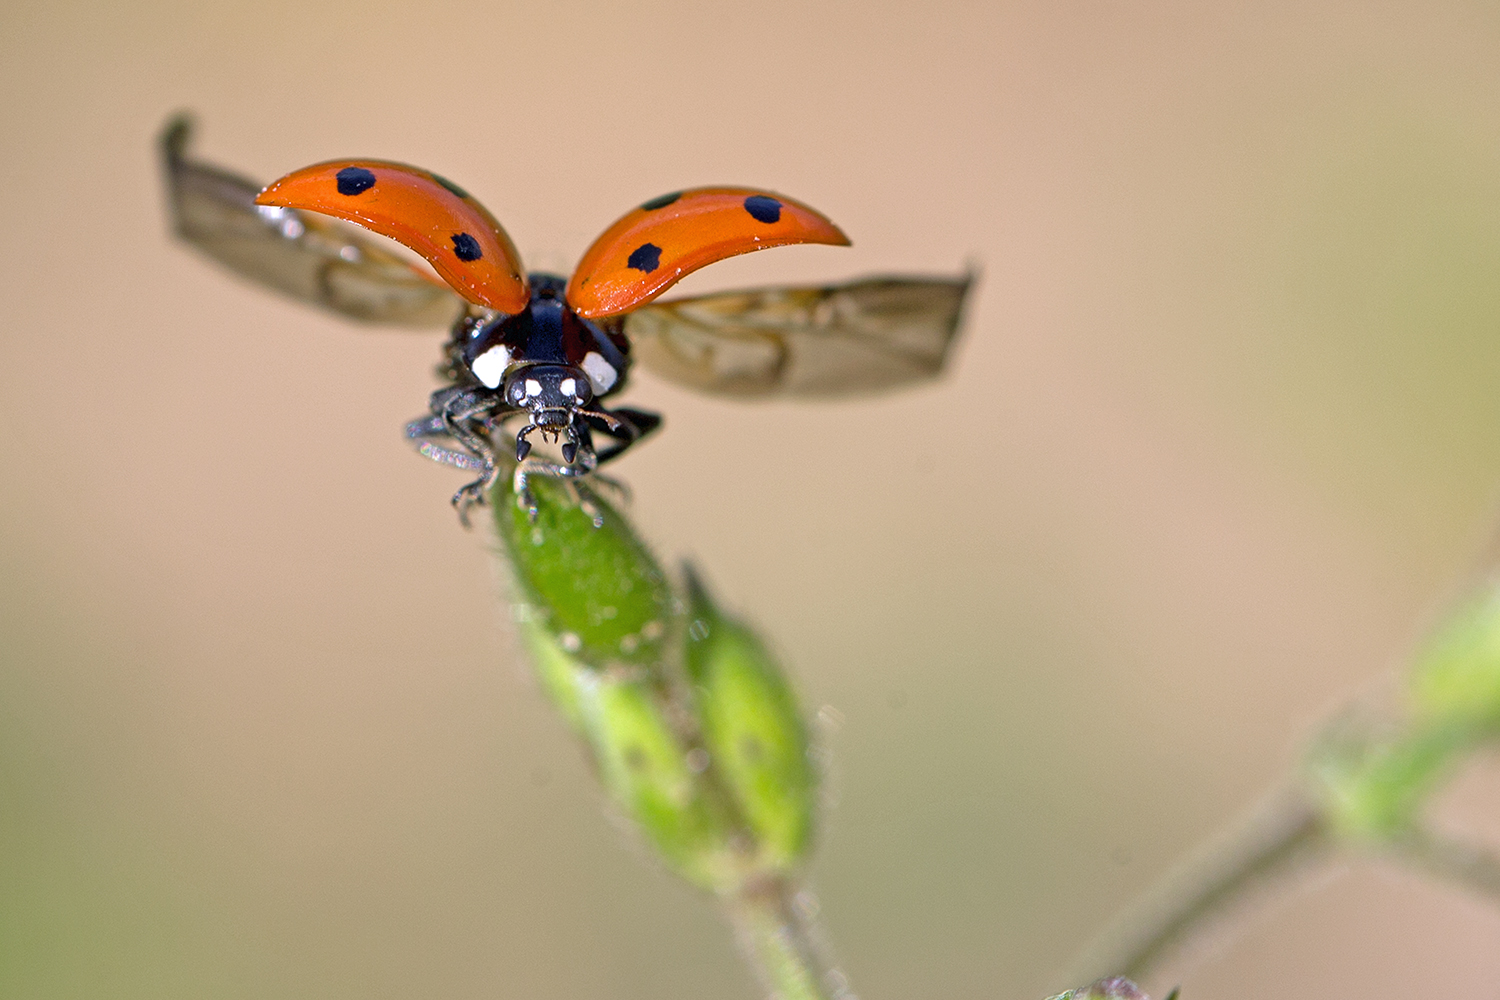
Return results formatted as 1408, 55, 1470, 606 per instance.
161, 117, 971, 520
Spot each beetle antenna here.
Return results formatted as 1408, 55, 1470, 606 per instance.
575, 407, 623, 432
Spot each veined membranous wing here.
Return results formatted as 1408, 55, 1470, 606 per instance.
623, 275, 972, 398
160, 116, 461, 327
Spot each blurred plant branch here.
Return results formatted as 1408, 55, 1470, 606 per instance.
1073, 560, 1500, 987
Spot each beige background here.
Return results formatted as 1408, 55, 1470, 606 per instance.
4, 1, 1500, 997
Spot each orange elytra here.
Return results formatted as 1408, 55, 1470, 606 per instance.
255, 160, 530, 314
565, 188, 850, 318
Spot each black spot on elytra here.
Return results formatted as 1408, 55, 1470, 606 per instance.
451, 232, 483, 261
743, 195, 782, 224
627, 242, 662, 273
335, 167, 376, 196
432, 173, 469, 199
640, 191, 681, 211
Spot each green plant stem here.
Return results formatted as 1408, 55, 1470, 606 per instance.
1387, 825, 1500, 903
1073, 786, 1329, 984
728, 876, 842, 1000
1076, 789, 1500, 988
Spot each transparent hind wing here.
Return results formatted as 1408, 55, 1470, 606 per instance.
160, 116, 463, 327
622, 274, 972, 398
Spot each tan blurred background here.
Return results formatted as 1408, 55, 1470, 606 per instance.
4, 1, 1500, 997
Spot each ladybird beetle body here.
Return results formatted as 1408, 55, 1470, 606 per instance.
161, 118, 971, 522
252, 160, 851, 514
426, 272, 650, 477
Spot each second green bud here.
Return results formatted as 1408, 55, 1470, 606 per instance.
684, 568, 817, 872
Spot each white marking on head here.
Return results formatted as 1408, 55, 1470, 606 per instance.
470, 344, 511, 389
581, 351, 618, 394
559, 377, 577, 398
524, 378, 543, 398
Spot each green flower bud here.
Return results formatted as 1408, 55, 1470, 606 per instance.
518, 610, 739, 889
493, 476, 672, 670
495, 481, 736, 889
684, 567, 817, 872
1409, 580, 1500, 735
576, 670, 738, 889
1304, 712, 1466, 842
517, 615, 588, 736
1308, 577, 1500, 843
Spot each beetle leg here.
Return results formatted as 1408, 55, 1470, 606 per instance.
583, 407, 662, 466
446, 421, 500, 524
405, 414, 489, 471
408, 386, 508, 525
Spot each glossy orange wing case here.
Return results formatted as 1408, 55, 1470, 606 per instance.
566, 187, 850, 319
256, 160, 529, 314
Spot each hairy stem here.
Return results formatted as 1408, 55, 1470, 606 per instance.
1073, 786, 1329, 984
729, 876, 846, 1000
1388, 825, 1500, 903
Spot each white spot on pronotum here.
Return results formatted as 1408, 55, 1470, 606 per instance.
559, 632, 582, 653
558, 377, 577, 397
581, 351, 617, 393
524, 378, 543, 398
470, 345, 511, 388
338, 244, 361, 263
